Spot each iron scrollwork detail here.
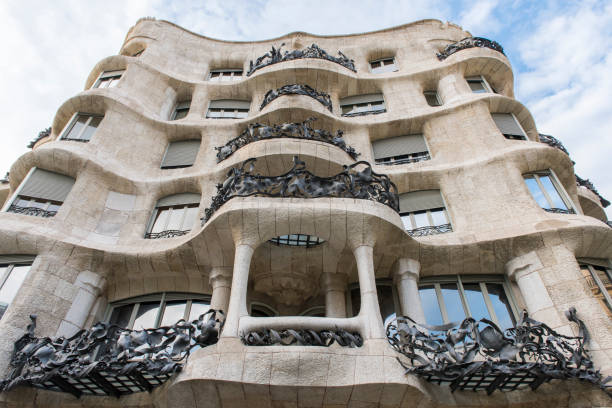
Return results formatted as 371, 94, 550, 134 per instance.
241, 328, 363, 348
0, 311, 225, 397
260, 84, 332, 112
539, 133, 571, 156
27, 127, 51, 149
386, 308, 610, 395
576, 175, 610, 208
144, 230, 190, 239
406, 223, 452, 237
215, 117, 359, 162
7, 204, 57, 218
203, 156, 399, 223
436, 37, 505, 60
544, 207, 576, 215
247, 43, 356, 76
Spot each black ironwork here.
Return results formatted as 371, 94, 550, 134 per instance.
215, 117, 359, 162
7, 204, 57, 218
241, 328, 362, 347
27, 127, 51, 149
539, 133, 571, 156
0, 311, 224, 397
269, 234, 325, 247
376, 153, 431, 166
341, 108, 386, 117
61, 138, 89, 143
544, 207, 576, 215
436, 37, 505, 60
386, 308, 610, 395
203, 156, 399, 223
576, 175, 610, 208
144, 230, 190, 239
260, 84, 332, 112
247, 43, 356, 76
406, 223, 452, 237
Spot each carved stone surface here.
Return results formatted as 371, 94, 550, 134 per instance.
203, 156, 399, 223
27, 127, 51, 149
247, 43, 356, 76
539, 133, 571, 156
406, 223, 452, 237
8, 204, 57, 218
386, 308, 610, 395
215, 117, 359, 162
254, 273, 317, 306
544, 207, 576, 215
576, 175, 610, 208
260, 84, 332, 112
144, 230, 189, 239
242, 328, 363, 347
0, 311, 224, 397
436, 37, 505, 60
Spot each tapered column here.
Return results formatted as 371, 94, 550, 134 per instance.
209, 266, 232, 313
321, 272, 347, 318
221, 244, 254, 338
393, 258, 426, 324
353, 245, 385, 339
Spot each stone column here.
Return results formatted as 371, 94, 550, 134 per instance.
209, 266, 232, 313
56, 271, 106, 337
437, 72, 468, 104
221, 244, 254, 338
393, 258, 426, 324
353, 245, 385, 339
321, 272, 347, 318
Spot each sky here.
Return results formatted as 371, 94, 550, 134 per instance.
0, 0, 610, 217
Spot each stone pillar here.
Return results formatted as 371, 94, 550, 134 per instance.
321, 272, 347, 318
56, 271, 106, 337
209, 266, 232, 313
437, 72, 467, 104
221, 244, 254, 338
393, 258, 426, 324
353, 245, 385, 339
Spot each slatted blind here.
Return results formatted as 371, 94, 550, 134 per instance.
372, 135, 428, 159
156, 193, 200, 207
399, 190, 445, 213
208, 100, 251, 109
161, 140, 201, 168
492, 113, 525, 138
19, 169, 75, 202
0, 255, 35, 265
340, 93, 384, 106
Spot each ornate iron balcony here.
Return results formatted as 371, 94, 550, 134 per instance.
144, 230, 190, 239
215, 117, 359, 162
7, 204, 57, 218
406, 223, 452, 237
436, 37, 504, 60
27, 127, 51, 149
247, 43, 356, 76
0, 311, 224, 397
241, 328, 362, 347
376, 152, 431, 166
203, 156, 399, 223
386, 308, 610, 395
260, 84, 332, 112
539, 133, 571, 156
576, 175, 610, 208
341, 108, 386, 117
544, 207, 576, 215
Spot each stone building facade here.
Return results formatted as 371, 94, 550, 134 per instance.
0, 17, 611, 408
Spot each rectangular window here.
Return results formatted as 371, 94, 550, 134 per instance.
206, 100, 250, 119
171, 101, 191, 120
466, 76, 492, 93
580, 263, 612, 317
523, 171, 575, 214
146, 193, 201, 239
93, 70, 124, 89
161, 139, 201, 169
491, 113, 527, 140
6, 168, 75, 218
208, 69, 243, 81
372, 134, 430, 165
399, 190, 452, 236
424, 91, 442, 107
340, 94, 386, 117
370, 57, 397, 74
61, 113, 103, 142
0, 257, 34, 320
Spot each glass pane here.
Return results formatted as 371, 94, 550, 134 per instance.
351, 287, 360, 316
400, 214, 413, 230
132, 302, 160, 329
342, 105, 355, 115
524, 176, 549, 208
109, 304, 134, 328
419, 285, 443, 326
430, 209, 447, 226
425, 93, 440, 106
355, 103, 369, 113
65, 115, 88, 139
107, 77, 120, 88
151, 208, 170, 233
207, 109, 222, 118
486, 283, 515, 329
15, 197, 31, 207
0, 265, 30, 312
47, 203, 61, 213
371, 101, 385, 110
174, 108, 189, 120
377, 285, 396, 328
251, 305, 275, 317
166, 207, 184, 231
181, 206, 199, 231
468, 80, 487, 93
80, 117, 101, 141
371, 61, 381, 68
538, 175, 568, 210
189, 300, 211, 321
160, 301, 187, 326
440, 283, 466, 323
463, 283, 491, 321
235, 110, 249, 118
413, 211, 430, 228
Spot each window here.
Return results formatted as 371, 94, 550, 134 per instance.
399, 190, 452, 236
466, 76, 492, 93
340, 94, 386, 117
107, 293, 210, 330
269, 234, 325, 247
146, 193, 200, 239
171, 101, 191, 120
132, 49, 144, 57
580, 262, 612, 316
372, 134, 430, 165
208, 69, 243, 81
206, 100, 250, 119
0, 256, 34, 320
424, 91, 442, 107
419, 276, 518, 329
349, 281, 401, 328
369, 57, 397, 74
300, 306, 326, 317
491, 113, 527, 140
250, 302, 278, 317
161, 140, 201, 169
60, 113, 103, 142
93, 70, 124, 89
6, 168, 75, 218
523, 171, 575, 214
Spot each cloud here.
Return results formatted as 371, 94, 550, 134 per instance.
459, 0, 500, 35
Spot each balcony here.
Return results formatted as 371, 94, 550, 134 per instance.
260, 84, 332, 112
436, 37, 505, 61
144, 229, 189, 239
7, 204, 57, 218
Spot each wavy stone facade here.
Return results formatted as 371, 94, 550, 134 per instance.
0, 17, 610, 408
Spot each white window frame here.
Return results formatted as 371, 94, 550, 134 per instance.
580, 263, 612, 313
206, 107, 249, 119
523, 169, 577, 213
146, 204, 199, 237
369, 57, 398, 74
0, 260, 33, 320
423, 90, 442, 107
92, 70, 124, 89
208, 69, 243, 81
60, 112, 103, 142
400, 207, 451, 231
493, 112, 527, 140
466, 75, 493, 93
340, 99, 386, 116
171, 101, 191, 121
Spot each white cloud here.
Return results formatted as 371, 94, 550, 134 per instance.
459, 0, 500, 35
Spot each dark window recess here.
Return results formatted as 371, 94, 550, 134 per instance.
269, 234, 325, 247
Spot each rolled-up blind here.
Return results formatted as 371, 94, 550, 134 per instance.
492, 113, 525, 137
340, 93, 384, 106
0, 255, 35, 265
161, 140, 201, 168
209, 100, 251, 110
399, 190, 444, 213
156, 193, 200, 207
19, 169, 75, 202
372, 134, 428, 159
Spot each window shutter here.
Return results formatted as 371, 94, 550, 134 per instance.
372, 135, 428, 159
209, 100, 251, 110
0, 255, 35, 265
399, 190, 445, 213
19, 169, 75, 202
161, 140, 200, 168
492, 113, 525, 137
156, 193, 200, 207
340, 93, 384, 106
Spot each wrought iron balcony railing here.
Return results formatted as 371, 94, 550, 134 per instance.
241, 328, 363, 347
215, 117, 359, 162
0, 311, 224, 397
406, 223, 453, 237
144, 229, 190, 239
27, 127, 51, 149
7, 204, 57, 218
203, 156, 399, 223
260, 84, 332, 112
376, 152, 431, 166
576, 175, 611, 208
436, 37, 505, 60
247, 43, 356, 76
544, 207, 576, 215
538, 133, 571, 156
341, 108, 386, 117
386, 308, 610, 395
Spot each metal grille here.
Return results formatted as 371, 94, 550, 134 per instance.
269, 234, 324, 247
7, 204, 57, 218
144, 229, 189, 239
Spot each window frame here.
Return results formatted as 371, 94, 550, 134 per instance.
400, 207, 452, 232
523, 169, 576, 213
146, 203, 200, 238
208, 69, 244, 81
92, 70, 124, 89
269, 234, 325, 248
466, 75, 493, 93
206, 107, 249, 119
249, 302, 279, 317
347, 280, 402, 324
0, 259, 33, 320
60, 112, 104, 142
423, 90, 442, 107
171, 101, 191, 121
300, 306, 326, 317
340, 97, 386, 117
369, 57, 398, 74
492, 112, 527, 141
580, 263, 612, 314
